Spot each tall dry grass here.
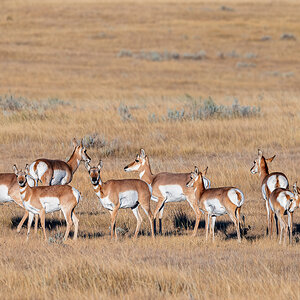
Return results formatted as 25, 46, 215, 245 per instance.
0, 0, 300, 299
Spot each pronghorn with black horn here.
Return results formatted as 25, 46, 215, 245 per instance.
28, 138, 91, 186
124, 149, 211, 236
14, 164, 81, 241
186, 166, 244, 243
86, 160, 154, 240
0, 172, 38, 232
250, 149, 289, 236
268, 182, 299, 245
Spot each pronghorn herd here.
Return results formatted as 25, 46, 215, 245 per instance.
0, 139, 298, 245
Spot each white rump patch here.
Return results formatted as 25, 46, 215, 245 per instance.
261, 184, 268, 201
36, 161, 48, 179
277, 191, 293, 211
119, 190, 139, 209
72, 187, 81, 204
51, 169, 67, 185
0, 185, 14, 203
267, 175, 288, 193
204, 198, 227, 216
227, 188, 244, 207
40, 197, 61, 213
159, 185, 186, 203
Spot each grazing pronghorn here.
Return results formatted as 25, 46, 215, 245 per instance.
86, 160, 154, 239
28, 138, 90, 186
0, 172, 38, 232
250, 149, 289, 235
186, 166, 244, 243
14, 164, 80, 241
269, 182, 299, 245
124, 149, 211, 236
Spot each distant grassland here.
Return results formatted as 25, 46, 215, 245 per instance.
0, 0, 300, 299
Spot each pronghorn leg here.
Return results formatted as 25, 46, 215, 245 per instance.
140, 204, 155, 239
187, 199, 202, 237
132, 206, 142, 239
39, 209, 47, 241
274, 214, 279, 237
158, 204, 165, 235
235, 207, 242, 237
61, 208, 73, 241
277, 213, 287, 245
71, 211, 79, 241
270, 209, 274, 238
26, 212, 34, 240
153, 196, 166, 235
288, 211, 293, 244
34, 214, 39, 234
211, 216, 216, 242
17, 210, 29, 233
110, 206, 119, 240
265, 201, 271, 236
228, 211, 241, 243
205, 214, 210, 241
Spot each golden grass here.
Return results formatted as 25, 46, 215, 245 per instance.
0, 0, 300, 299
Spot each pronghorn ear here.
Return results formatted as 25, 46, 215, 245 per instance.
266, 155, 276, 163
25, 164, 29, 174
13, 164, 18, 175
293, 182, 298, 195
80, 139, 83, 147
98, 160, 103, 170
258, 149, 263, 157
72, 138, 78, 148
202, 166, 208, 176
194, 166, 199, 175
85, 161, 90, 171
140, 148, 146, 159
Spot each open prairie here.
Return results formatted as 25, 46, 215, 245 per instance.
0, 0, 300, 299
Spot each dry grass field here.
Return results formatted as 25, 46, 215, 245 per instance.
0, 0, 300, 299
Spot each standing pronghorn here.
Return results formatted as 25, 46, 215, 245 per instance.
186, 166, 245, 243
269, 182, 299, 245
28, 138, 91, 186
86, 160, 155, 239
250, 149, 289, 236
14, 164, 80, 241
124, 149, 211, 236
0, 172, 38, 232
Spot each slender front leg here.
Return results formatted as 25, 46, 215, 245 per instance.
110, 206, 119, 240
132, 206, 142, 239
17, 210, 29, 233
39, 209, 47, 241
71, 212, 79, 241
26, 212, 34, 240
288, 211, 293, 244
34, 214, 39, 234
205, 213, 210, 241
211, 216, 216, 242
187, 199, 202, 237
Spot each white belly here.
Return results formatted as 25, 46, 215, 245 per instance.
40, 197, 61, 213
119, 190, 139, 209
0, 185, 14, 203
99, 195, 114, 211
159, 185, 186, 202
23, 200, 40, 214
51, 169, 67, 185
204, 198, 227, 216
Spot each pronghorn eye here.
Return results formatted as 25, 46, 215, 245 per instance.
135, 160, 139, 163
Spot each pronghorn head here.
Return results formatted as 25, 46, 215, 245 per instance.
13, 164, 29, 187
290, 182, 300, 211
186, 166, 201, 188
73, 138, 91, 163
85, 160, 103, 185
124, 148, 147, 172
250, 149, 275, 175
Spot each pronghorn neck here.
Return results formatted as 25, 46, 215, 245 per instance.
139, 160, 154, 185
195, 176, 205, 199
18, 181, 30, 201
67, 149, 81, 174
260, 158, 269, 182
93, 179, 104, 196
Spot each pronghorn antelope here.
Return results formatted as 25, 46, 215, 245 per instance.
0, 172, 38, 232
186, 166, 244, 243
86, 160, 155, 239
124, 149, 211, 236
269, 182, 299, 245
14, 164, 80, 241
250, 149, 289, 235
28, 138, 90, 186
